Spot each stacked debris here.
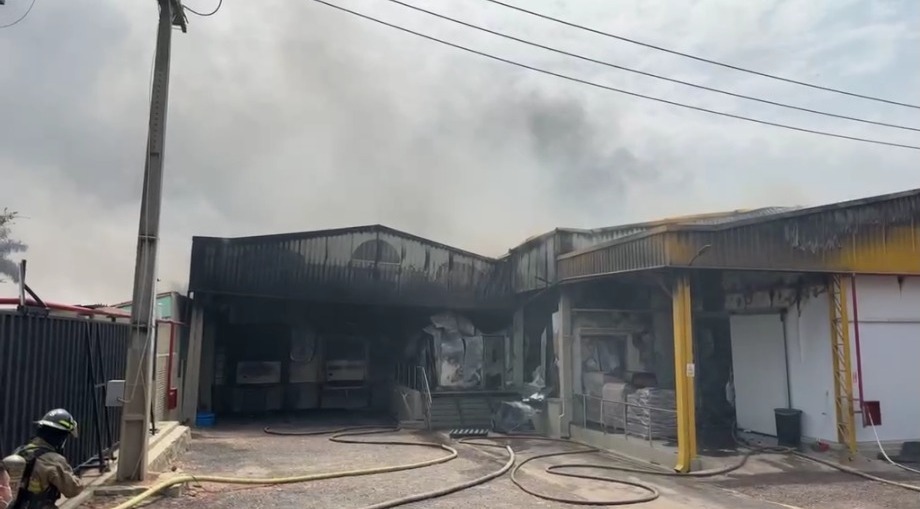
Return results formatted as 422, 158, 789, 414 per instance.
425, 312, 483, 390
492, 401, 538, 434
625, 388, 678, 440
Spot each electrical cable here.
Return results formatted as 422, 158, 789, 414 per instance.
732, 421, 920, 492
866, 409, 920, 476
311, 0, 920, 151
481, 0, 920, 110
0, 0, 37, 29
183, 0, 222, 17
794, 451, 920, 492
387, 0, 920, 133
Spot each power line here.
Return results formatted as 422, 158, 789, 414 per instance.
388, 0, 920, 133
311, 0, 920, 151
482, 0, 920, 110
184, 0, 222, 17
0, 0, 37, 29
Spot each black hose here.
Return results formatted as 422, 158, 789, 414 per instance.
730, 424, 920, 493
550, 444, 791, 479
262, 425, 515, 509
462, 435, 660, 505
263, 427, 661, 506
364, 439, 514, 509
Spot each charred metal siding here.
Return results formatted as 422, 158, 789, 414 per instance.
189, 226, 512, 309
511, 233, 556, 293
563, 227, 650, 252
0, 312, 128, 470
510, 227, 654, 292
556, 192, 920, 279
557, 233, 670, 280
670, 194, 920, 273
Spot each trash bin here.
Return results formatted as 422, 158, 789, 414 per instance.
774, 408, 802, 447
195, 411, 216, 428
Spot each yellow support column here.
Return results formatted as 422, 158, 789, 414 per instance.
829, 274, 857, 458
672, 274, 697, 472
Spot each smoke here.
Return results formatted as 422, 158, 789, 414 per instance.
0, 0, 916, 304
153, 2, 667, 253
158, 278, 188, 296
0, 211, 27, 283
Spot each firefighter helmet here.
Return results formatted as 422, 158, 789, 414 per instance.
35, 409, 78, 437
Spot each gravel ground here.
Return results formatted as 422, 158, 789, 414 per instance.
704, 452, 920, 509
89, 419, 876, 509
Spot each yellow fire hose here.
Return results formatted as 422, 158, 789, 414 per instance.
108, 427, 471, 509
105, 426, 667, 509
105, 424, 920, 509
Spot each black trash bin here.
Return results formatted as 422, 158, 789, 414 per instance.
774, 408, 803, 447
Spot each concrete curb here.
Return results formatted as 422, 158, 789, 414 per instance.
60, 422, 191, 509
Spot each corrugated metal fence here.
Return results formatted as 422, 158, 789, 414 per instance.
0, 311, 129, 470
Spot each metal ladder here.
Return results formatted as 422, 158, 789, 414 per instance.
829, 274, 857, 458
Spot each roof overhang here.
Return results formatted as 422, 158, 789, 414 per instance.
558, 189, 920, 281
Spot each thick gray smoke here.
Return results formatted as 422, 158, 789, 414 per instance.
0, 0, 916, 303
0, 212, 27, 283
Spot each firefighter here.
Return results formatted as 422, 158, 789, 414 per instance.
2, 409, 84, 509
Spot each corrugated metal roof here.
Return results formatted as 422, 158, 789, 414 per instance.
187, 188, 920, 298
558, 188, 920, 280
189, 225, 513, 309
210, 224, 499, 263
507, 207, 795, 291
677, 207, 798, 225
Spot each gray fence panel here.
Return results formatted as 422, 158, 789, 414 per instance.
0, 311, 130, 470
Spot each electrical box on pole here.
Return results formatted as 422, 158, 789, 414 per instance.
116, 0, 186, 482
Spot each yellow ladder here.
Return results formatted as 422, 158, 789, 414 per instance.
828, 274, 857, 458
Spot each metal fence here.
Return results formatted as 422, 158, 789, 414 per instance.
393, 364, 433, 429
0, 311, 130, 471
576, 394, 679, 446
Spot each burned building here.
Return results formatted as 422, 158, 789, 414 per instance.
183, 225, 515, 425
183, 188, 920, 471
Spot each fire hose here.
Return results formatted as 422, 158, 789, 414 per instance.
108, 427, 476, 509
260, 428, 662, 506
263, 429, 664, 506
104, 426, 663, 509
105, 425, 920, 509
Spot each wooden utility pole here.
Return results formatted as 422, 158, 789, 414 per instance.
117, 0, 186, 482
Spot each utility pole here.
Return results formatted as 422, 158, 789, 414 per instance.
117, 0, 186, 482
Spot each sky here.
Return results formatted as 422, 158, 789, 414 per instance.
0, 0, 918, 304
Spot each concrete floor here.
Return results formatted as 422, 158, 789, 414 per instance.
705, 452, 920, 509
88, 419, 920, 509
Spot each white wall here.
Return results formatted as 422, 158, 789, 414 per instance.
730, 314, 789, 436
771, 276, 920, 444
724, 284, 836, 442
849, 276, 920, 443
785, 292, 838, 443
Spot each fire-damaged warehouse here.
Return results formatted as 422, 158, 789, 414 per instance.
182, 188, 920, 472
182, 226, 518, 424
